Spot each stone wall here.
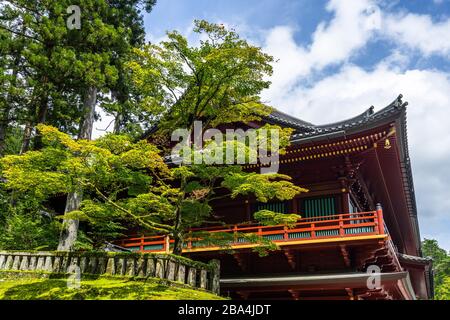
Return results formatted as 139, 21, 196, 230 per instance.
0, 251, 220, 294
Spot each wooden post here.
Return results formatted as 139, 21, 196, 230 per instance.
376, 203, 385, 235
140, 235, 144, 252
341, 191, 350, 214
165, 235, 170, 254
245, 199, 251, 221
339, 214, 344, 236
292, 197, 298, 214
283, 226, 288, 240
187, 229, 192, 250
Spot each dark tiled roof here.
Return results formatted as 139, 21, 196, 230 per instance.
398, 253, 432, 264
266, 109, 315, 131
265, 94, 408, 140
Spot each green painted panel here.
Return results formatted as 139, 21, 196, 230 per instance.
303, 197, 336, 219
262, 234, 283, 241
288, 232, 311, 239
257, 201, 288, 214
344, 226, 374, 234
316, 229, 339, 237
143, 244, 164, 251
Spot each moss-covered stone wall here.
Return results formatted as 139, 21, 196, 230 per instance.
0, 251, 220, 294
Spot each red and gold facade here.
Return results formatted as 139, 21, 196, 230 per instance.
120, 95, 433, 300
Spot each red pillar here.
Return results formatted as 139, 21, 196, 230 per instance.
376, 203, 385, 235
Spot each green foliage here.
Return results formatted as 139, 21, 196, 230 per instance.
0, 0, 158, 153
422, 238, 448, 265
253, 210, 300, 228
1, 148, 72, 200
99, 0, 158, 137
1, 125, 171, 247
0, 213, 60, 251
1, 125, 307, 253
127, 19, 274, 138
0, 188, 60, 251
2, 126, 23, 155
435, 276, 450, 300
422, 238, 450, 300
222, 172, 308, 202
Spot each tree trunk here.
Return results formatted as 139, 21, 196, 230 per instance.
32, 90, 49, 150
0, 92, 13, 156
172, 204, 184, 255
0, 23, 24, 157
58, 86, 97, 251
172, 230, 184, 256
111, 90, 123, 134
57, 191, 82, 251
79, 86, 97, 140
113, 111, 123, 134
20, 121, 33, 154
0, 58, 22, 156
0, 121, 7, 157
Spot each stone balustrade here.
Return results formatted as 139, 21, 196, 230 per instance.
0, 251, 220, 294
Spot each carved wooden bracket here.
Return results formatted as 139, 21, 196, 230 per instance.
233, 253, 248, 272
283, 249, 297, 269
340, 244, 351, 268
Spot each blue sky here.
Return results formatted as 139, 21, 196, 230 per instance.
130, 0, 450, 251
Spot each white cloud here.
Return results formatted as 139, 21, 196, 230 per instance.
262, 26, 310, 98
309, 0, 381, 68
261, 0, 450, 106
384, 11, 450, 56
262, 0, 381, 101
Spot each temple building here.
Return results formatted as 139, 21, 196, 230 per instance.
119, 95, 433, 300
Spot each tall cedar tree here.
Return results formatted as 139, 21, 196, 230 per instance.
0, 0, 156, 250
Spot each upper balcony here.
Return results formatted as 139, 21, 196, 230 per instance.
117, 209, 388, 253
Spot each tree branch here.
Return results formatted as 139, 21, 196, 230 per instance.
90, 184, 174, 233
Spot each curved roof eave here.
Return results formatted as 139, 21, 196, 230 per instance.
284, 94, 408, 140
265, 109, 316, 131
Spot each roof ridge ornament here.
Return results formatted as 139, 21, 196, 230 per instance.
365, 106, 375, 117
394, 94, 408, 109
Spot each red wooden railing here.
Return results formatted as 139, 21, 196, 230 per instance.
118, 210, 385, 253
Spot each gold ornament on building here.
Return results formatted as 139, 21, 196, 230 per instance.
384, 139, 391, 150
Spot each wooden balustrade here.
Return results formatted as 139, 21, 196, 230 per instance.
119, 211, 386, 254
